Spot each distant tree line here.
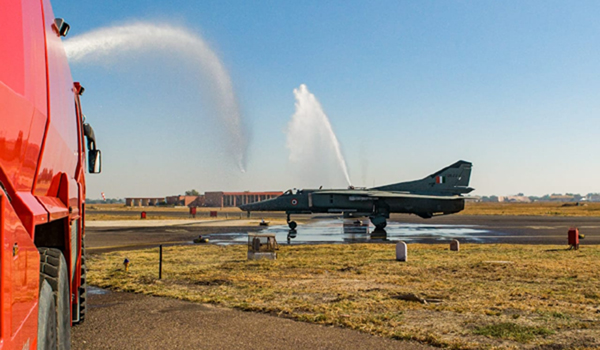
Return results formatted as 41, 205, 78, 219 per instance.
86, 198, 125, 204
479, 193, 600, 202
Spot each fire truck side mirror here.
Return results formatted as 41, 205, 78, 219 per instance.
53, 18, 70, 37
83, 123, 101, 173
89, 149, 102, 174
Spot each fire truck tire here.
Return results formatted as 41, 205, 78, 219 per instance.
39, 248, 71, 350
37, 279, 58, 350
75, 241, 87, 325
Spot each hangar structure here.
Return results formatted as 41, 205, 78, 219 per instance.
125, 191, 282, 207
125, 197, 165, 206
205, 191, 282, 207
166, 195, 204, 207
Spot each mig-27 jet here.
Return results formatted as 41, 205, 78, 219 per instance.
239, 160, 474, 231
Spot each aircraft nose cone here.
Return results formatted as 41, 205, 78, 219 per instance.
238, 203, 250, 211
239, 201, 262, 211
238, 198, 274, 212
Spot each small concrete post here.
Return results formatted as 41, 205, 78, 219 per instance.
450, 239, 460, 252
396, 241, 407, 262
158, 245, 163, 279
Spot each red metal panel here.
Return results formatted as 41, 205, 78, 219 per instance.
36, 196, 68, 222
12, 192, 49, 236
0, 0, 26, 95
34, 0, 79, 196
1, 192, 39, 349
0, 0, 48, 194
22, 0, 49, 116
0, 84, 35, 189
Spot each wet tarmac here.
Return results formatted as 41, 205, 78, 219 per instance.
204, 220, 495, 245
85, 214, 600, 254
201, 216, 600, 245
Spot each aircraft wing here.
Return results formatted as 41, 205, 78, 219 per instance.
317, 190, 373, 196
369, 191, 466, 200
317, 190, 465, 200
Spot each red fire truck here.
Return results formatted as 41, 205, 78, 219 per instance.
1, 0, 100, 348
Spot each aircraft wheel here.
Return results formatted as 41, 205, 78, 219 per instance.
39, 248, 72, 350
288, 221, 297, 230
37, 279, 58, 350
375, 222, 387, 230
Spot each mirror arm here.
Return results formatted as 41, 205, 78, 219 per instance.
83, 123, 96, 151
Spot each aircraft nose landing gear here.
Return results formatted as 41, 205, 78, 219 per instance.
287, 229, 297, 244
286, 213, 297, 230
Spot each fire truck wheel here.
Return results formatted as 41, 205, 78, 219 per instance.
39, 248, 71, 350
37, 279, 58, 350
75, 241, 87, 325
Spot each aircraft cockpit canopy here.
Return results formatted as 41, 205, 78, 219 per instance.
283, 188, 303, 195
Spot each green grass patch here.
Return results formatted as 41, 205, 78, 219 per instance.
474, 322, 554, 342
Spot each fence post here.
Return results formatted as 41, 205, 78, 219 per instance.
159, 245, 163, 279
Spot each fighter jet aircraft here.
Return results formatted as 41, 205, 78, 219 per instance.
239, 160, 474, 231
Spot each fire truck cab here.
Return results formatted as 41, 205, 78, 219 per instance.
1, 0, 100, 348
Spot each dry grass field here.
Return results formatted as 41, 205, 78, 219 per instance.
86, 203, 247, 221
461, 202, 600, 217
86, 202, 600, 221
89, 244, 600, 349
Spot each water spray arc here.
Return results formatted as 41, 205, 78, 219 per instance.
64, 22, 247, 172
286, 84, 352, 187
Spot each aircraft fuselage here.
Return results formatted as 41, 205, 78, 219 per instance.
239, 160, 473, 230
239, 189, 465, 219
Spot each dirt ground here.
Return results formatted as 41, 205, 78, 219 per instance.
72, 289, 434, 350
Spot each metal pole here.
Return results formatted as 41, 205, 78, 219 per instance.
159, 245, 163, 279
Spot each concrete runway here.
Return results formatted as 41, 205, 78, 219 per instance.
85, 214, 600, 252
75, 214, 600, 349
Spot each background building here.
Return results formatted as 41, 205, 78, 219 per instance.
125, 197, 165, 206
165, 195, 205, 207
126, 191, 282, 207
204, 191, 282, 207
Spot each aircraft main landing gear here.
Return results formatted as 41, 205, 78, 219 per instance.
369, 215, 387, 231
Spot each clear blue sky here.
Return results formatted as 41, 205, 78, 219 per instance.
51, 0, 600, 198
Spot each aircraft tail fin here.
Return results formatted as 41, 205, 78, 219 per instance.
372, 160, 474, 195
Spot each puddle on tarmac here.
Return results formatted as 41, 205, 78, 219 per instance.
205, 219, 499, 245
88, 286, 110, 295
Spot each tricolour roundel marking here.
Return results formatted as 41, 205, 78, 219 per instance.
291, 199, 298, 205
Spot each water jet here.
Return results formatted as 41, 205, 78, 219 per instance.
64, 22, 248, 171
286, 84, 352, 188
